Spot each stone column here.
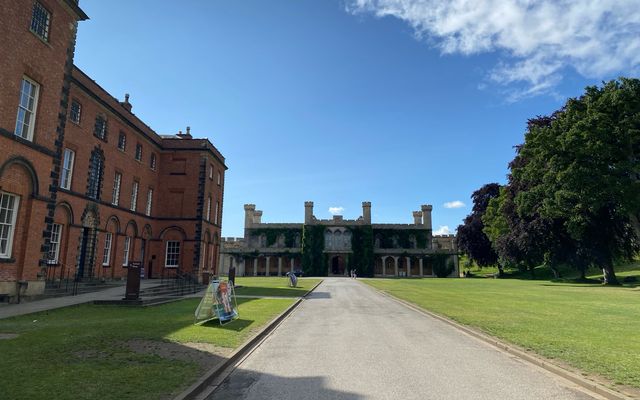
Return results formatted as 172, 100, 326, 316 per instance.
278, 257, 282, 276
406, 257, 411, 277
253, 258, 258, 276
382, 256, 386, 276
265, 256, 271, 276
240, 258, 246, 276
419, 258, 424, 277
290, 258, 295, 273
393, 256, 399, 276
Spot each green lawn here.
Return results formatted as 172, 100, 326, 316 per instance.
234, 277, 321, 297
0, 297, 294, 400
363, 276, 640, 390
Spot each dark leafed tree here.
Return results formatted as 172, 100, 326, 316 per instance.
457, 183, 501, 272
512, 79, 640, 284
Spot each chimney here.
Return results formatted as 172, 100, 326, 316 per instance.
304, 201, 314, 224
421, 204, 433, 230
244, 204, 256, 229
362, 201, 371, 224
413, 211, 423, 225
120, 93, 132, 112
177, 126, 193, 139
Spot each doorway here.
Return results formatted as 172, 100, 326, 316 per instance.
331, 255, 345, 276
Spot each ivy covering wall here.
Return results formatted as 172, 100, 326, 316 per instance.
373, 229, 430, 249
248, 228, 302, 248
301, 225, 326, 276
348, 226, 374, 277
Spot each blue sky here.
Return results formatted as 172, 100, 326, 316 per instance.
74, 0, 640, 237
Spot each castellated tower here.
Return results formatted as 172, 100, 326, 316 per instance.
305, 201, 314, 224
362, 201, 371, 224
421, 205, 433, 230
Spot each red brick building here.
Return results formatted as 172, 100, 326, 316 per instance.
0, 1, 226, 300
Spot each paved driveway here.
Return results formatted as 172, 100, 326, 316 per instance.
210, 278, 598, 400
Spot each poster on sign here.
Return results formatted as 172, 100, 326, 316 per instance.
194, 280, 239, 325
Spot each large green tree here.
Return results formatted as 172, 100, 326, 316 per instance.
457, 183, 501, 271
513, 79, 640, 284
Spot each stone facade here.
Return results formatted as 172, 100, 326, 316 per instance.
220, 202, 459, 278
0, 1, 226, 300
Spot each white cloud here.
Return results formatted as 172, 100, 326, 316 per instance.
329, 206, 345, 215
433, 225, 451, 235
347, 0, 640, 99
443, 200, 465, 209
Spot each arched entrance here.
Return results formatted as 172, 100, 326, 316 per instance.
331, 255, 345, 276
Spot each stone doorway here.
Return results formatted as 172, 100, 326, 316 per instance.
330, 255, 346, 276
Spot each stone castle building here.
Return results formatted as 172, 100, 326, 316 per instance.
0, 1, 225, 300
219, 202, 458, 278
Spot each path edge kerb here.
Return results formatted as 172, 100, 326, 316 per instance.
173, 279, 323, 400
365, 283, 633, 400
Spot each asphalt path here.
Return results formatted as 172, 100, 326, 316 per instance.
210, 278, 599, 400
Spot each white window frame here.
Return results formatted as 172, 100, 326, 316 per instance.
130, 181, 139, 211
150, 153, 156, 171
102, 232, 112, 266
60, 148, 75, 190
0, 192, 20, 259
206, 196, 211, 221
217, 171, 222, 186
209, 164, 213, 180
165, 240, 180, 267
94, 115, 107, 140
145, 188, 153, 216
15, 77, 40, 141
112, 172, 122, 206
47, 223, 62, 264
215, 201, 219, 224
122, 236, 131, 266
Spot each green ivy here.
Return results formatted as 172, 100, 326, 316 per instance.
348, 226, 374, 277
373, 229, 430, 249
301, 225, 326, 276
248, 228, 302, 248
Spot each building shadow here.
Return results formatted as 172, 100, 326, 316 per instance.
306, 291, 331, 299
210, 369, 364, 400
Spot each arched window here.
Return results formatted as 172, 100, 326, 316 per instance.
86, 148, 104, 200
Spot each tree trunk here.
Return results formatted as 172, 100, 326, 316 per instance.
529, 264, 535, 278
579, 268, 586, 281
602, 262, 620, 285
497, 266, 504, 278
549, 264, 561, 279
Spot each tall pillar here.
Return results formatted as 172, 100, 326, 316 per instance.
241, 258, 246, 276
265, 256, 271, 276
382, 256, 386, 276
290, 258, 294, 272
278, 257, 282, 276
413, 211, 422, 225
253, 258, 258, 276
421, 205, 433, 230
419, 258, 424, 277
393, 256, 399, 276
244, 204, 256, 229
305, 201, 314, 224
362, 202, 371, 224
406, 257, 412, 277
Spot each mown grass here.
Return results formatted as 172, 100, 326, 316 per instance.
234, 277, 321, 297
363, 272, 640, 389
0, 297, 294, 400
